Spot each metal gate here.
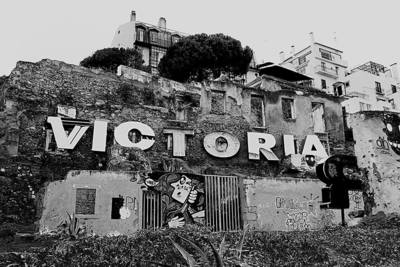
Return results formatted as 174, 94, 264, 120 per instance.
142, 191, 162, 229
205, 175, 243, 231
142, 175, 243, 231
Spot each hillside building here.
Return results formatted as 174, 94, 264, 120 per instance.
279, 32, 348, 95
111, 11, 186, 74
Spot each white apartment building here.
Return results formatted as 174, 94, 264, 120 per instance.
342, 62, 400, 114
280, 32, 348, 94
111, 11, 186, 74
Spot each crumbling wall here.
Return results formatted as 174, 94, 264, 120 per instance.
0, 59, 347, 225
348, 111, 400, 215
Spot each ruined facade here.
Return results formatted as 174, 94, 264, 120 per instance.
0, 59, 359, 233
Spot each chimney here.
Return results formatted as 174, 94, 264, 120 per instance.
309, 32, 315, 44
391, 63, 399, 82
130, 11, 136, 22
158, 17, 166, 29
279, 51, 286, 62
290, 45, 295, 55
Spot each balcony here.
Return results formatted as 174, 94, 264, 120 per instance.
315, 65, 339, 78
316, 54, 348, 68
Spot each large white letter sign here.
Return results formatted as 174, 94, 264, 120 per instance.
47, 116, 89, 149
163, 129, 194, 157
203, 132, 240, 158
302, 135, 329, 158
114, 121, 155, 150
247, 132, 279, 161
92, 120, 108, 152
283, 135, 296, 156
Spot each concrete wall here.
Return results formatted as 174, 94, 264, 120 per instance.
243, 177, 363, 230
40, 170, 142, 235
348, 112, 400, 215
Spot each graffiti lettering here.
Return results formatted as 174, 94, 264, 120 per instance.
275, 195, 319, 215
285, 211, 311, 230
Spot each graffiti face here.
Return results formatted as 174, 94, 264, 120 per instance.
305, 155, 316, 167
146, 172, 205, 228
383, 113, 400, 155
171, 175, 193, 203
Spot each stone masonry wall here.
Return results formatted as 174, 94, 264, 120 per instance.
0, 59, 347, 225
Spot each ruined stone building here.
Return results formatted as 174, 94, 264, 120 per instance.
0, 59, 366, 235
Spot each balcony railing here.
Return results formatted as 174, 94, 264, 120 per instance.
314, 65, 339, 78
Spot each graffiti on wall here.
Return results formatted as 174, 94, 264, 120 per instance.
145, 172, 205, 228
275, 193, 321, 230
382, 113, 400, 155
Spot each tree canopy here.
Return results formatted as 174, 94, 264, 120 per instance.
158, 33, 253, 83
80, 47, 149, 73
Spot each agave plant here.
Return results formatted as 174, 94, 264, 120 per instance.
58, 211, 84, 239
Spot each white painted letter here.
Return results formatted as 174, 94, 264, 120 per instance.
47, 116, 89, 149
114, 121, 155, 150
92, 120, 108, 152
283, 135, 296, 156
203, 132, 240, 158
302, 135, 328, 158
247, 132, 279, 161
163, 129, 194, 157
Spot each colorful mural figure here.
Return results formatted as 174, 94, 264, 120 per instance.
145, 172, 205, 228
383, 113, 400, 155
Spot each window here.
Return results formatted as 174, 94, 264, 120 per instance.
320, 49, 332, 60
75, 188, 96, 215
375, 82, 382, 94
359, 102, 371, 111
171, 35, 180, 44
298, 56, 306, 65
211, 90, 225, 114
389, 99, 396, 109
335, 66, 339, 75
312, 103, 326, 133
345, 81, 350, 87
175, 100, 187, 121
321, 62, 326, 71
136, 28, 145, 42
334, 85, 344, 96
250, 95, 265, 127
150, 47, 167, 68
282, 98, 295, 119
111, 197, 125, 219
321, 79, 327, 89
150, 30, 158, 43
392, 85, 397, 94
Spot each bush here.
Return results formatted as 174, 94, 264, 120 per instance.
21, 224, 400, 266
80, 48, 150, 73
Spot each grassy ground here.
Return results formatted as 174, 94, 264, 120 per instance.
1, 215, 400, 266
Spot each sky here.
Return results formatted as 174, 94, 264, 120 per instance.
0, 0, 399, 76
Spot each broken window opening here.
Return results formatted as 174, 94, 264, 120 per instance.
311, 102, 326, 133
210, 91, 225, 114
111, 197, 125, 219
282, 98, 296, 120
75, 188, 96, 215
250, 95, 265, 127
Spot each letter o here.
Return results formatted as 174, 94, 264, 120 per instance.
203, 132, 240, 158
114, 121, 155, 150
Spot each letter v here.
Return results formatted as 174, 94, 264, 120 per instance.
47, 116, 89, 149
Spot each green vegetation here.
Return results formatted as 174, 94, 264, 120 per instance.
80, 47, 150, 73
158, 33, 253, 83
